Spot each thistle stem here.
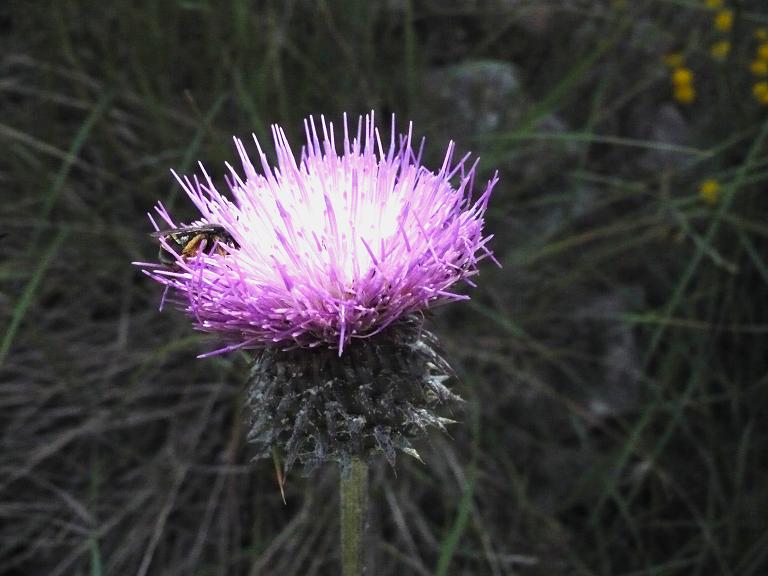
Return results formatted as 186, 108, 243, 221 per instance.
340, 456, 369, 575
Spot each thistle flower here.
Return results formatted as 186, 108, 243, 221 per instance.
138, 113, 498, 470
141, 113, 497, 357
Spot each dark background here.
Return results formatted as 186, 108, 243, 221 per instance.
2, 1, 768, 574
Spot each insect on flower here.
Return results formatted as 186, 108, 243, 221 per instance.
150, 223, 239, 268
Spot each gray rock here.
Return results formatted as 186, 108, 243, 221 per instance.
418, 59, 525, 141
571, 290, 644, 420
637, 103, 694, 172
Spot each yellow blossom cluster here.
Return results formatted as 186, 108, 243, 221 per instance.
705, 1, 732, 61
662, 5, 768, 107
754, 83, 768, 106
713, 8, 733, 33
751, 28, 768, 105
663, 52, 684, 68
698, 179, 721, 206
710, 40, 730, 61
664, 55, 696, 104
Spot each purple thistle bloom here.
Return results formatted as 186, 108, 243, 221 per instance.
140, 113, 498, 357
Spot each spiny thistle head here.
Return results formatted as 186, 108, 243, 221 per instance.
248, 316, 463, 473
139, 113, 498, 357
137, 113, 498, 469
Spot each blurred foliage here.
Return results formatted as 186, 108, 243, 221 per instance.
2, 0, 768, 575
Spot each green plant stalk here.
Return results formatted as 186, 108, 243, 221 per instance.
340, 456, 369, 575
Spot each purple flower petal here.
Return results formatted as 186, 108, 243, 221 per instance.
138, 112, 498, 355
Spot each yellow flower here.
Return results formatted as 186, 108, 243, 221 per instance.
704, 0, 723, 8
714, 9, 734, 32
756, 28, 768, 41
754, 81, 768, 105
751, 59, 768, 76
663, 52, 684, 68
674, 84, 696, 104
710, 40, 731, 60
671, 67, 695, 103
699, 180, 721, 206
758, 42, 768, 61
672, 67, 694, 86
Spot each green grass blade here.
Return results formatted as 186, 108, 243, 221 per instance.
1, 228, 68, 365
164, 93, 227, 210
30, 90, 114, 251
435, 398, 480, 576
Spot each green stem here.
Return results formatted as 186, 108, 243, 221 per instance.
340, 456, 369, 575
